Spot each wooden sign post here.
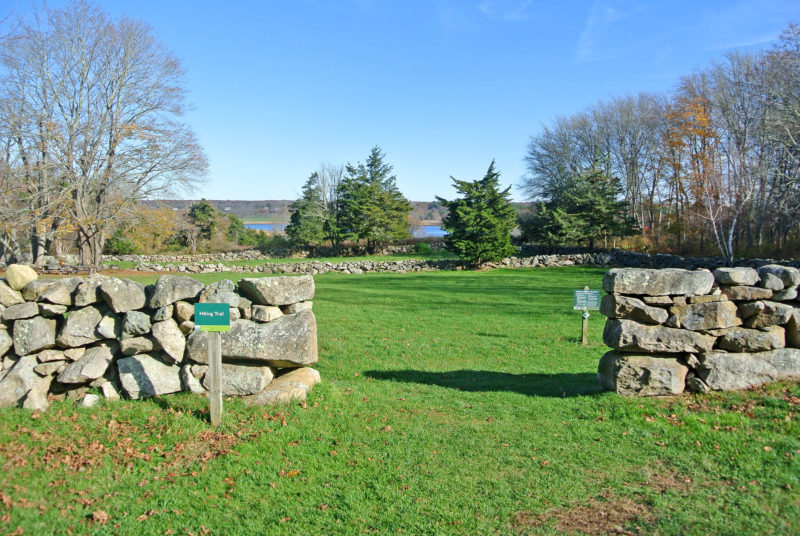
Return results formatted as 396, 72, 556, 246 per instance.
573, 286, 600, 346
194, 303, 230, 426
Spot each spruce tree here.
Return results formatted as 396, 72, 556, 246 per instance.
436, 161, 516, 266
286, 173, 326, 254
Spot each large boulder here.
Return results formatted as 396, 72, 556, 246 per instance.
787, 309, 800, 348
13, 316, 57, 356
757, 265, 800, 288
251, 305, 283, 323
599, 294, 668, 324
117, 354, 182, 399
0, 326, 12, 356
597, 351, 687, 396
2, 302, 40, 321
669, 300, 741, 331
186, 310, 317, 367
238, 275, 314, 306
21, 280, 54, 301
247, 367, 321, 406
122, 311, 152, 339
99, 277, 147, 313
73, 275, 105, 307
696, 349, 800, 390
38, 277, 83, 306
602, 268, 714, 296
56, 305, 106, 347
199, 279, 240, 308
713, 267, 759, 286
0, 354, 51, 408
717, 326, 785, 352
148, 276, 204, 308
57, 342, 116, 384
5, 264, 38, 291
603, 318, 716, 354
759, 272, 784, 291
150, 318, 185, 363
742, 301, 794, 329
0, 280, 24, 307
202, 363, 274, 396
120, 336, 161, 356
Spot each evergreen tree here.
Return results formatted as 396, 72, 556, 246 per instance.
188, 199, 218, 240
338, 146, 411, 252
286, 173, 326, 254
436, 161, 516, 266
519, 166, 637, 248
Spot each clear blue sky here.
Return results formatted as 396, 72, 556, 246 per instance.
6, 0, 800, 201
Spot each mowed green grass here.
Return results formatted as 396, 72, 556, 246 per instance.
1, 267, 799, 535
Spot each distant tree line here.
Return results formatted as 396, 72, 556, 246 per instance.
521, 23, 800, 262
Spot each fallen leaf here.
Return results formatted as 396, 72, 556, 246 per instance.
90, 510, 110, 525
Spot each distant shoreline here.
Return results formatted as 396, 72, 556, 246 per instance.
244, 219, 445, 226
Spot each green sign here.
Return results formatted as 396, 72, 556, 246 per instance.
573, 289, 601, 310
194, 303, 231, 332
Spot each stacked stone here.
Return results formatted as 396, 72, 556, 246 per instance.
598, 266, 800, 396
0, 266, 320, 411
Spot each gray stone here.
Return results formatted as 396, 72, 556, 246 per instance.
186, 310, 318, 367
120, 336, 161, 356
201, 363, 274, 395
21, 385, 50, 411
80, 393, 101, 408
603, 318, 716, 354
251, 305, 283, 323
73, 275, 105, 307
117, 354, 182, 399
743, 301, 794, 329
122, 311, 152, 339
713, 267, 759, 286
2, 302, 39, 321
13, 316, 56, 356
238, 275, 315, 306
38, 276, 82, 305
238, 297, 252, 320
281, 301, 313, 315
758, 264, 800, 287
57, 305, 105, 347
38, 303, 68, 317
34, 360, 66, 376
57, 342, 117, 384
717, 327, 785, 352
64, 347, 86, 361
786, 309, 800, 348
669, 300, 741, 331
0, 280, 24, 307
178, 321, 194, 336
180, 365, 206, 394
5, 264, 38, 290
642, 296, 673, 305
602, 268, 714, 296
173, 301, 194, 323
21, 279, 53, 301
96, 309, 122, 339
0, 354, 50, 408
719, 285, 773, 301
597, 351, 687, 396
772, 286, 798, 301
36, 349, 65, 363
697, 349, 800, 390
148, 276, 204, 308
99, 379, 121, 400
99, 277, 146, 313
688, 294, 728, 304
759, 272, 784, 291
229, 308, 241, 322
685, 373, 711, 394
151, 319, 185, 364
739, 301, 765, 318
151, 305, 173, 322
0, 326, 11, 357
599, 294, 668, 324
247, 367, 321, 406
199, 279, 240, 308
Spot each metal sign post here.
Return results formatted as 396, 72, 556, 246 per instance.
194, 303, 231, 426
573, 286, 600, 346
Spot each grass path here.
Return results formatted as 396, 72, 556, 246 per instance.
0, 267, 798, 535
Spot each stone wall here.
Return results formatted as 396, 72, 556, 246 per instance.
0, 265, 320, 411
598, 266, 800, 396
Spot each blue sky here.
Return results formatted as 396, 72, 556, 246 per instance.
5, 0, 800, 201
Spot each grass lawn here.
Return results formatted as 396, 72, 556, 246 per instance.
0, 267, 798, 535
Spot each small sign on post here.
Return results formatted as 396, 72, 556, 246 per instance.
573, 287, 600, 346
194, 303, 231, 426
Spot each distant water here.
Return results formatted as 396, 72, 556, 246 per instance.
245, 223, 446, 237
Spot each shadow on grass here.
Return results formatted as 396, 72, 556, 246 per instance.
364, 369, 603, 398
148, 394, 211, 423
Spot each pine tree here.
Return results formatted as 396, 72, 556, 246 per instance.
338, 146, 411, 252
436, 161, 516, 266
286, 173, 326, 254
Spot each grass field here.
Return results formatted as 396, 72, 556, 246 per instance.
1, 267, 798, 535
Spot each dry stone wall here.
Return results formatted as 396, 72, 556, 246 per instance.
0, 266, 320, 411
598, 266, 800, 396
